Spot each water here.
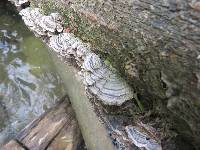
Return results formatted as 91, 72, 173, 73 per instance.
0, 1, 66, 146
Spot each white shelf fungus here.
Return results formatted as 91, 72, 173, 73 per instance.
39, 13, 63, 33
19, 8, 63, 36
125, 126, 162, 150
8, 0, 29, 6
82, 53, 134, 106
49, 33, 90, 64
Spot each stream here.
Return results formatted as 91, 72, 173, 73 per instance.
0, 1, 66, 146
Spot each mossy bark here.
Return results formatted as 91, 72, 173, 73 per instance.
29, 0, 200, 148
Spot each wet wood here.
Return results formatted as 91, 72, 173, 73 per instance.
46, 120, 82, 150
2, 96, 84, 150
1, 140, 25, 150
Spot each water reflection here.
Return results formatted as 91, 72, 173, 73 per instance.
0, 1, 66, 146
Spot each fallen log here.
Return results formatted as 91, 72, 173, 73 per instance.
26, 0, 200, 148
27, 0, 200, 149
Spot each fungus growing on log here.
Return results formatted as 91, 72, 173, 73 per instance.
39, 13, 63, 33
49, 33, 90, 64
19, 8, 43, 34
48, 33, 133, 106
8, 0, 29, 6
82, 53, 134, 106
19, 8, 63, 36
49, 33, 65, 53
19, 4, 135, 105
125, 126, 162, 150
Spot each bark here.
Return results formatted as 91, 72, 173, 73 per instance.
29, 0, 200, 149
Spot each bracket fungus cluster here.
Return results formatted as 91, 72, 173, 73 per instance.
82, 53, 134, 105
19, 7, 63, 37
18, 6, 134, 106
49, 33, 134, 105
8, 0, 29, 6
125, 126, 162, 150
49, 33, 90, 66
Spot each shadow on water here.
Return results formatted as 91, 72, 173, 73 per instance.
0, 1, 66, 146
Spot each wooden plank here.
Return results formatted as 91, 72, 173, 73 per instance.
1, 140, 25, 150
47, 120, 83, 150
15, 96, 84, 150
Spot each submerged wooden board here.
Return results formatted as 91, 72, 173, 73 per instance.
1, 96, 84, 150
1, 140, 25, 150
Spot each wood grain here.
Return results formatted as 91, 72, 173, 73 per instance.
1, 140, 25, 150
2, 96, 84, 150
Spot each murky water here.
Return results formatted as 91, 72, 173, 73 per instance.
0, 1, 66, 146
